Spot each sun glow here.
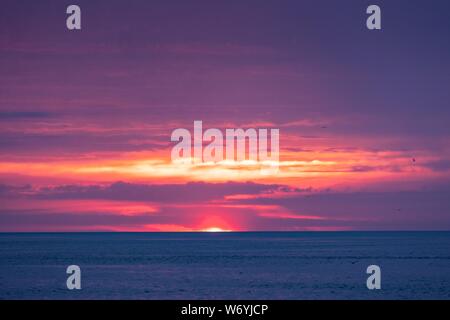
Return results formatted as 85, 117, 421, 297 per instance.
202, 227, 231, 232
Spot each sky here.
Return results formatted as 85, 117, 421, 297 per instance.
0, 0, 450, 231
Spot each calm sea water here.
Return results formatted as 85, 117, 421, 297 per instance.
0, 232, 449, 299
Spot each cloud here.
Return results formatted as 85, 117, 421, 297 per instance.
229, 187, 450, 230
0, 111, 54, 120
423, 160, 450, 172
1, 181, 288, 203
1, 181, 450, 231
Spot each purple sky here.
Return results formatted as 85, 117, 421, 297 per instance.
1, 0, 449, 231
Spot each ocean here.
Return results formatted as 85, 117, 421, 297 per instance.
0, 232, 449, 299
